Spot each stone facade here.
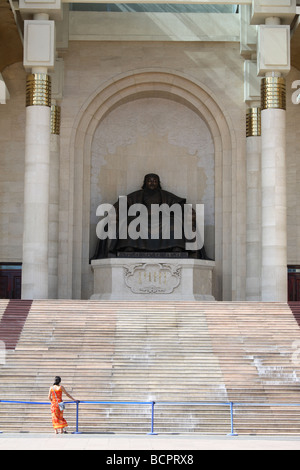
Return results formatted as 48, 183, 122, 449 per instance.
0, 6, 300, 301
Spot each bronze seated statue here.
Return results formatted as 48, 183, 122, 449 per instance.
92, 173, 208, 260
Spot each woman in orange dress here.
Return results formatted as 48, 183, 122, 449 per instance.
48, 376, 77, 434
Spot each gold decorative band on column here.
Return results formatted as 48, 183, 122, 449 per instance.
246, 107, 261, 137
26, 74, 51, 107
50, 105, 61, 135
261, 77, 286, 110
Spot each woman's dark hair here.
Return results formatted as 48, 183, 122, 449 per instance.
53, 376, 61, 386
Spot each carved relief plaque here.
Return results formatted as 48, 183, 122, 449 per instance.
124, 263, 181, 294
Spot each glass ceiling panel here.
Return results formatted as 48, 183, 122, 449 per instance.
69, 3, 238, 13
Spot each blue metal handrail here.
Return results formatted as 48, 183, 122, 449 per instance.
1, 399, 300, 435
0, 399, 156, 435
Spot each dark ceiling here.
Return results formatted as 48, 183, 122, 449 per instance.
291, 20, 300, 71
0, 0, 23, 73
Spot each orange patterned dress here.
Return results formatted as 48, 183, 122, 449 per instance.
50, 386, 68, 430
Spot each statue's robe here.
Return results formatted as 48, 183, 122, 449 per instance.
92, 188, 207, 259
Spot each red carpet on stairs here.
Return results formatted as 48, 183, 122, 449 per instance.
0, 300, 32, 350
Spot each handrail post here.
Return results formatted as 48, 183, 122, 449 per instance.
147, 401, 157, 435
72, 401, 81, 434
0, 400, 2, 433
227, 401, 238, 436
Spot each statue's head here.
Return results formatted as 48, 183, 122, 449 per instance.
142, 173, 161, 190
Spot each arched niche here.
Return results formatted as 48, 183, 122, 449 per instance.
69, 70, 236, 301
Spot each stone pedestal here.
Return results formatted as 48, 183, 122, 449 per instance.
91, 257, 215, 301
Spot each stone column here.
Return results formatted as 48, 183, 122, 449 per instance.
246, 107, 261, 300
260, 75, 287, 301
48, 103, 61, 298
249, 0, 294, 302
21, 71, 52, 299
21, 13, 55, 299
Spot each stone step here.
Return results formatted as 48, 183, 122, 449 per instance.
0, 300, 300, 433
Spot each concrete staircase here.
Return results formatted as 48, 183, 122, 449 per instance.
0, 300, 300, 434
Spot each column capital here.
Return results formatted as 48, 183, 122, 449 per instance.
23, 19, 56, 72
19, 0, 63, 21
240, 5, 257, 58
49, 57, 64, 100
250, 0, 296, 25
244, 59, 261, 104
246, 107, 261, 137
26, 73, 51, 107
50, 104, 61, 135
257, 24, 290, 76
261, 76, 286, 110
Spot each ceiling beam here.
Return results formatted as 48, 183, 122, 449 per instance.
63, 0, 249, 4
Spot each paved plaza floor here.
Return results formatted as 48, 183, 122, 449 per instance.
0, 432, 300, 450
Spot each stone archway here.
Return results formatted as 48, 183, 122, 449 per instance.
69, 69, 236, 301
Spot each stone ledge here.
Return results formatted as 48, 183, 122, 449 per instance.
91, 257, 215, 301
